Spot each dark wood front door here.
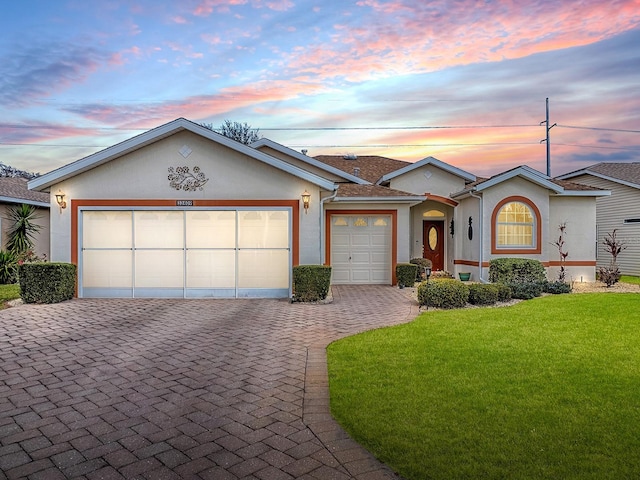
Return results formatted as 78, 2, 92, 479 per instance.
423, 220, 445, 271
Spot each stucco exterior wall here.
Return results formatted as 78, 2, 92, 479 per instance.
481, 177, 551, 267
388, 165, 467, 197
453, 196, 481, 280
549, 196, 598, 282
48, 130, 322, 264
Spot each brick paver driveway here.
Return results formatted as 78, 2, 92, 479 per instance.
0, 286, 419, 479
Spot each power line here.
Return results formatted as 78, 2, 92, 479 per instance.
556, 124, 640, 134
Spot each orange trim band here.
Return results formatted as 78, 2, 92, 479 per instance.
325, 209, 397, 285
424, 193, 459, 207
491, 196, 542, 255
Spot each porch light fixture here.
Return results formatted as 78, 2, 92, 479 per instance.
301, 190, 311, 214
55, 191, 67, 212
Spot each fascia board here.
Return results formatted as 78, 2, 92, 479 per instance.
331, 196, 425, 203
0, 196, 50, 208
251, 138, 370, 185
552, 190, 611, 197
29, 118, 337, 192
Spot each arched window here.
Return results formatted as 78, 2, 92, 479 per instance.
491, 197, 541, 254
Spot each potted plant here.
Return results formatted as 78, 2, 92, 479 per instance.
458, 272, 471, 281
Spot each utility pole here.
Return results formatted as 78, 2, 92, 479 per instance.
540, 97, 556, 176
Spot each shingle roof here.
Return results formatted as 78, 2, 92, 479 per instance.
314, 155, 411, 183
0, 177, 50, 205
582, 162, 640, 186
335, 183, 422, 199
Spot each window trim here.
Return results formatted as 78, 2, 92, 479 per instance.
491, 196, 542, 254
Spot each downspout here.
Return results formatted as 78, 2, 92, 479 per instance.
469, 190, 488, 283
320, 187, 339, 264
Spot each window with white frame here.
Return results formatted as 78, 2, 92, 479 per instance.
496, 201, 535, 248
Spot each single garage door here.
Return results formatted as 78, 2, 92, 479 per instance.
330, 214, 392, 284
79, 208, 291, 298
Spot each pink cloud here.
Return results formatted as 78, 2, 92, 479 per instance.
171, 15, 189, 24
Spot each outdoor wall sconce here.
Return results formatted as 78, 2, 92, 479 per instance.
301, 190, 311, 214
55, 191, 67, 212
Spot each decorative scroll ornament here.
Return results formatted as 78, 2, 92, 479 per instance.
168, 166, 209, 191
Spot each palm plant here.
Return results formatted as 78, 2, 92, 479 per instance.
6, 204, 41, 255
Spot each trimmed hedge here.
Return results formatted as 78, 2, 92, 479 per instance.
468, 283, 499, 305
409, 258, 432, 280
396, 263, 418, 288
488, 258, 546, 284
18, 262, 76, 304
417, 279, 469, 309
292, 265, 332, 302
495, 283, 512, 302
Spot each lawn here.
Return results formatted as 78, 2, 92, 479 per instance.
621, 275, 640, 285
0, 284, 20, 306
328, 293, 640, 480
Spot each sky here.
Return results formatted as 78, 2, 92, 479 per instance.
1, 0, 639, 179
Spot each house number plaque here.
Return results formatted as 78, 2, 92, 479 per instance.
176, 200, 194, 206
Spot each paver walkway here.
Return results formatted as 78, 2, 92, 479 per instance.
0, 285, 419, 479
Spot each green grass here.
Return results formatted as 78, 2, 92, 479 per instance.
0, 283, 20, 305
328, 294, 640, 480
621, 275, 640, 285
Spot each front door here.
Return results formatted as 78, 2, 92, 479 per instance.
423, 221, 445, 271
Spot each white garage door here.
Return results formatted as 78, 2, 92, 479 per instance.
79, 208, 291, 298
330, 214, 392, 284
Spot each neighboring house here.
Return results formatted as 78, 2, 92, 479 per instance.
28, 118, 608, 298
0, 177, 50, 257
557, 163, 640, 276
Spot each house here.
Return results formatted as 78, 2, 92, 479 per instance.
0, 177, 50, 257
557, 163, 640, 276
28, 118, 609, 298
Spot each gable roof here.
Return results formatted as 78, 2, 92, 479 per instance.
452, 165, 610, 198
377, 156, 476, 184
0, 177, 50, 207
29, 118, 337, 192
313, 155, 411, 183
556, 162, 640, 189
250, 138, 370, 185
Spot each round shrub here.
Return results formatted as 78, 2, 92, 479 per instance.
468, 283, 499, 305
417, 279, 469, 309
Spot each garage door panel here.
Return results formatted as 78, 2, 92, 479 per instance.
83, 250, 132, 288
135, 250, 184, 288
186, 250, 235, 288
81, 209, 291, 298
330, 214, 391, 285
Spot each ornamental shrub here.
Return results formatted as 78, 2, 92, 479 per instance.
468, 283, 499, 305
417, 279, 469, 309
18, 262, 76, 304
0, 250, 17, 284
489, 258, 546, 284
292, 265, 332, 302
544, 281, 572, 294
396, 263, 418, 288
507, 281, 543, 300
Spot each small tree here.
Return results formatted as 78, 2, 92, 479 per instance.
552, 222, 569, 282
6, 204, 41, 256
598, 229, 626, 287
202, 120, 260, 145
